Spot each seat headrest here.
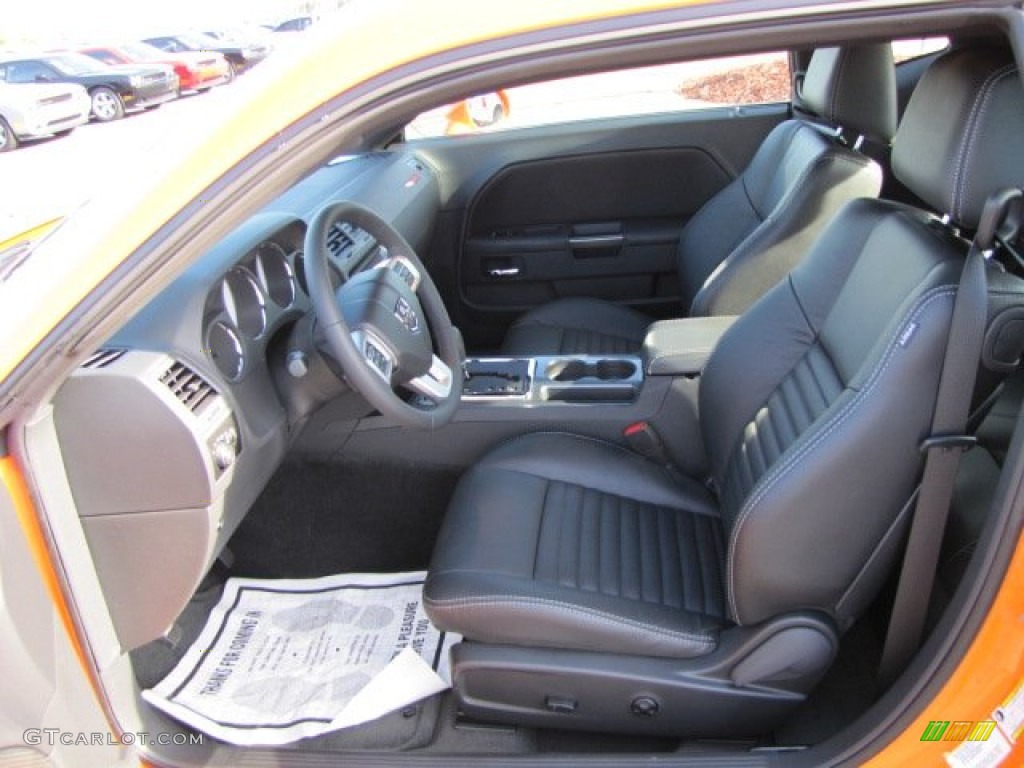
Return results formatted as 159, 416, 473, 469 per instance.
892, 46, 1024, 230
801, 44, 897, 142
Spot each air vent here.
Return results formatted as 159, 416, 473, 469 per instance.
82, 348, 127, 369
160, 362, 217, 413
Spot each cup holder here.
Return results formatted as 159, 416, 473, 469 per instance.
547, 360, 587, 381
546, 358, 637, 381
595, 360, 637, 380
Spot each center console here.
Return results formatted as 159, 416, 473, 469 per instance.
463, 355, 643, 403
448, 316, 739, 475
316, 316, 738, 480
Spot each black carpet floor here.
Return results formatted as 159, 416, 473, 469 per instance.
131, 455, 899, 755
227, 458, 461, 579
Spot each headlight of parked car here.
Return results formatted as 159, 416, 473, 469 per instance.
129, 75, 144, 88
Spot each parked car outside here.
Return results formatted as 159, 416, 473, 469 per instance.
143, 33, 270, 78
0, 80, 90, 151
273, 16, 314, 33
0, 52, 178, 122
204, 25, 275, 49
80, 43, 231, 94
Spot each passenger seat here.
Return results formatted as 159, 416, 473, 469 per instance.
501, 44, 898, 356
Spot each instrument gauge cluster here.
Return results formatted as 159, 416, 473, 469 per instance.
203, 232, 305, 382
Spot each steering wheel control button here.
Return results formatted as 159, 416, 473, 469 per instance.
630, 696, 660, 718
366, 343, 389, 374
351, 330, 395, 382
388, 256, 420, 289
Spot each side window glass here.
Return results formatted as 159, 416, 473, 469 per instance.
7, 62, 46, 83
88, 51, 120, 66
406, 52, 791, 139
892, 37, 950, 63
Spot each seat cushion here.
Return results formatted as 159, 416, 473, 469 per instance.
424, 433, 729, 659
500, 298, 650, 356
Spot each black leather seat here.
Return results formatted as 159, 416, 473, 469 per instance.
500, 44, 898, 356
425, 46, 1024, 736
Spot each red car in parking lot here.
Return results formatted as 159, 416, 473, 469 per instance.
80, 43, 231, 94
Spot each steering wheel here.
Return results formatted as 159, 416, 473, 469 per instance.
304, 201, 463, 429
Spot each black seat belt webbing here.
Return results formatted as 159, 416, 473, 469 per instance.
878, 189, 1022, 686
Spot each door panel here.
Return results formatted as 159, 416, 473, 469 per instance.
463, 148, 729, 311
416, 104, 788, 350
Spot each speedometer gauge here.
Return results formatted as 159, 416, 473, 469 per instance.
221, 268, 267, 338
254, 241, 296, 309
207, 321, 245, 380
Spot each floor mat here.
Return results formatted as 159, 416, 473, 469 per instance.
140, 571, 457, 746
228, 459, 460, 579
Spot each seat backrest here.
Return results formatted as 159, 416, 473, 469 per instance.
698, 45, 1024, 629
680, 44, 897, 317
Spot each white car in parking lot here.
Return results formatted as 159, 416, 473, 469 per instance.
0, 80, 90, 151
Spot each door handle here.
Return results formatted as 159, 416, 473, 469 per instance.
568, 234, 624, 250
488, 267, 521, 278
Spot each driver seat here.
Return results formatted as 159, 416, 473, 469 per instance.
424, 45, 1024, 737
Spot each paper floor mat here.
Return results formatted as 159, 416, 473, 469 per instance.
142, 571, 459, 745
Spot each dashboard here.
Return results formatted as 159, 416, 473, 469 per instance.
50, 148, 441, 649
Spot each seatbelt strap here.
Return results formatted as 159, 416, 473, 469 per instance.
878, 189, 1022, 686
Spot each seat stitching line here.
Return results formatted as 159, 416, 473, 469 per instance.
646, 346, 715, 374
532, 478, 551, 580
424, 595, 717, 645
726, 286, 956, 621
950, 64, 1014, 219
961, 67, 1017, 221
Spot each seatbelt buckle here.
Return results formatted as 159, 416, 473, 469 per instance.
919, 434, 978, 454
623, 421, 670, 464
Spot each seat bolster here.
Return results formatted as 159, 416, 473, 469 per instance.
478, 432, 718, 515
500, 298, 651, 356
425, 571, 720, 659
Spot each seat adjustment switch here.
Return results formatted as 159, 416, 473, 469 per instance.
630, 696, 660, 718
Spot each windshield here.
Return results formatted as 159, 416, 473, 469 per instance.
47, 53, 104, 75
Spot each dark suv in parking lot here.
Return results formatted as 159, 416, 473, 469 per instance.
0, 52, 178, 122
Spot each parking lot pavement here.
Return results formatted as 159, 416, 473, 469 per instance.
0, 83, 241, 242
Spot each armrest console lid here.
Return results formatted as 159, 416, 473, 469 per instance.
642, 316, 738, 376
